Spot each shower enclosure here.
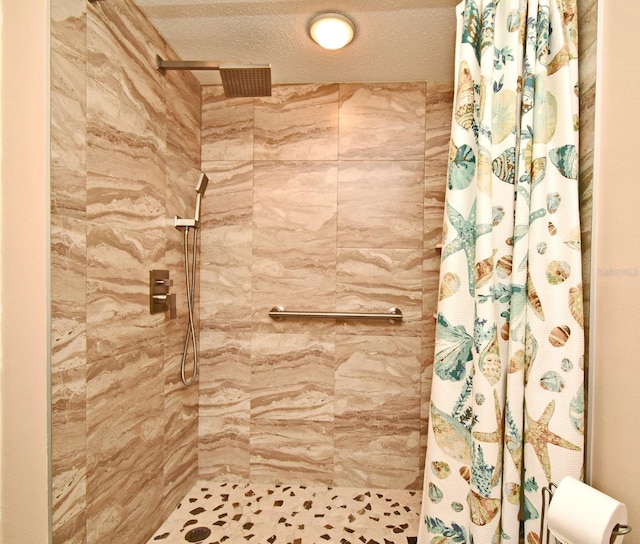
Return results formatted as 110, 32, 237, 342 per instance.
47, 0, 597, 543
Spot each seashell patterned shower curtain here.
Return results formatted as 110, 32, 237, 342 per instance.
418, 0, 584, 542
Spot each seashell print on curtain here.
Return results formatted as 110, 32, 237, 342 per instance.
418, 0, 584, 542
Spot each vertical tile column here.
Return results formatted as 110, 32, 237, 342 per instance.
50, 0, 88, 541
334, 83, 426, 489
50, 1, 202, 542
84, 2, 168, 541
199, 87, 255, 480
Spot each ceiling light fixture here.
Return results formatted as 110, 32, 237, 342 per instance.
308, 12, 356, 50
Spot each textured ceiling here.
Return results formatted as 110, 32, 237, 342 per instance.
133, 0, 460, 85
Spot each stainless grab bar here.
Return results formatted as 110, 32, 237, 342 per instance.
269, 305, 403, 322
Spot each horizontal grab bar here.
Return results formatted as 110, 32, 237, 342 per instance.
269, 306, 403, 322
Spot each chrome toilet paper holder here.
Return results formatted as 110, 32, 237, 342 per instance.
541, 483, 632, 544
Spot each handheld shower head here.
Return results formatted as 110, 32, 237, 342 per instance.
193, 173, 208, 224
174, 172, 210, 228
195, 172, 209, 195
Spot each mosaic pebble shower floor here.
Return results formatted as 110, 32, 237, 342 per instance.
148, 481, 420, 544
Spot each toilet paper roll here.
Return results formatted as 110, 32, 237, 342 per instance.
547, 476, 628, 544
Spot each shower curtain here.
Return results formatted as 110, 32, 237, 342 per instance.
419, 1, 584, 542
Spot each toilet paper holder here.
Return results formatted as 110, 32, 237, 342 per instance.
541, 483, 632, 544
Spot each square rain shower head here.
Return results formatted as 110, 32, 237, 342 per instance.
155, 56, 272, 98
219, 64, 272, 98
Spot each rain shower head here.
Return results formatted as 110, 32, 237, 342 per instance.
219, 64, 271, 98
156, 56, 272, 98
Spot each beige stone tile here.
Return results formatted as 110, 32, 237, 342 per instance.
86, 467, 163, 544
337, 160, 425, 249
202, 85, 254, 161
53, 510, 86, 544
85, 345, 165, 544
51, 365, 86, 530
199, 332, 251, 419
163, 361, 198, 440
51, 0, 87, 215
51, 0, 86, 54
252, 246, 336, 334
579, 0, 597, 370
86, 224, 165, 360
87, 0, 166, 125
250, 419, 334, 485
418, 379, 433, 491
424, 156, 446, 379
86, 345, 164, 475
339, 82, 426, 160
254, 84, 339, 160
162, 273, 193, 369
199, 416, 250, 481
86, 79, 166, 230
165, 61, 202, 247
87, 274, 164, 360
253, 160, 337, 248
200, 161, 254, 248
51, 0, 86, 179
162, 420, 198, 519
200, 247, 252, 331
425, 157, 447, 244
166, 64, 202, 256
422, 315, 437, 380
87, 223, 164, 270
164, 214, 196, 341
335, 335, 421, 421
163, 321, 198, 457
163, 311, 201, 394
334, 419, 421, 489
251, 333, 335, 421
579, 0, 598, 56
336, 248, 423, 336
51, 215, 87, 373
51, 97, 87, 219
425, 81, 454, 161
165, 58, 201, 157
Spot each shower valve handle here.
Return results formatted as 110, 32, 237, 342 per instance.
150, 270, 177, 319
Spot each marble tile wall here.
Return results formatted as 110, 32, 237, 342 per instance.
50, 1, 201, 543
579, 0, 598, 411
199, 82, 453, 490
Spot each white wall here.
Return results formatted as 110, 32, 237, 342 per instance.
591, 0, 640, 538
0, 0, 50, 541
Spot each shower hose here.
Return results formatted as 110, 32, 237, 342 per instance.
181, 225, 199, 386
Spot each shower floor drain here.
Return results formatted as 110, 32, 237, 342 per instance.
184, 526, 212, 542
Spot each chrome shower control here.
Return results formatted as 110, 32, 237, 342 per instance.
150, 269, 176, 319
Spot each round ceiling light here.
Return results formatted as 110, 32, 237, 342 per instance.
308, 12, 356, 50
